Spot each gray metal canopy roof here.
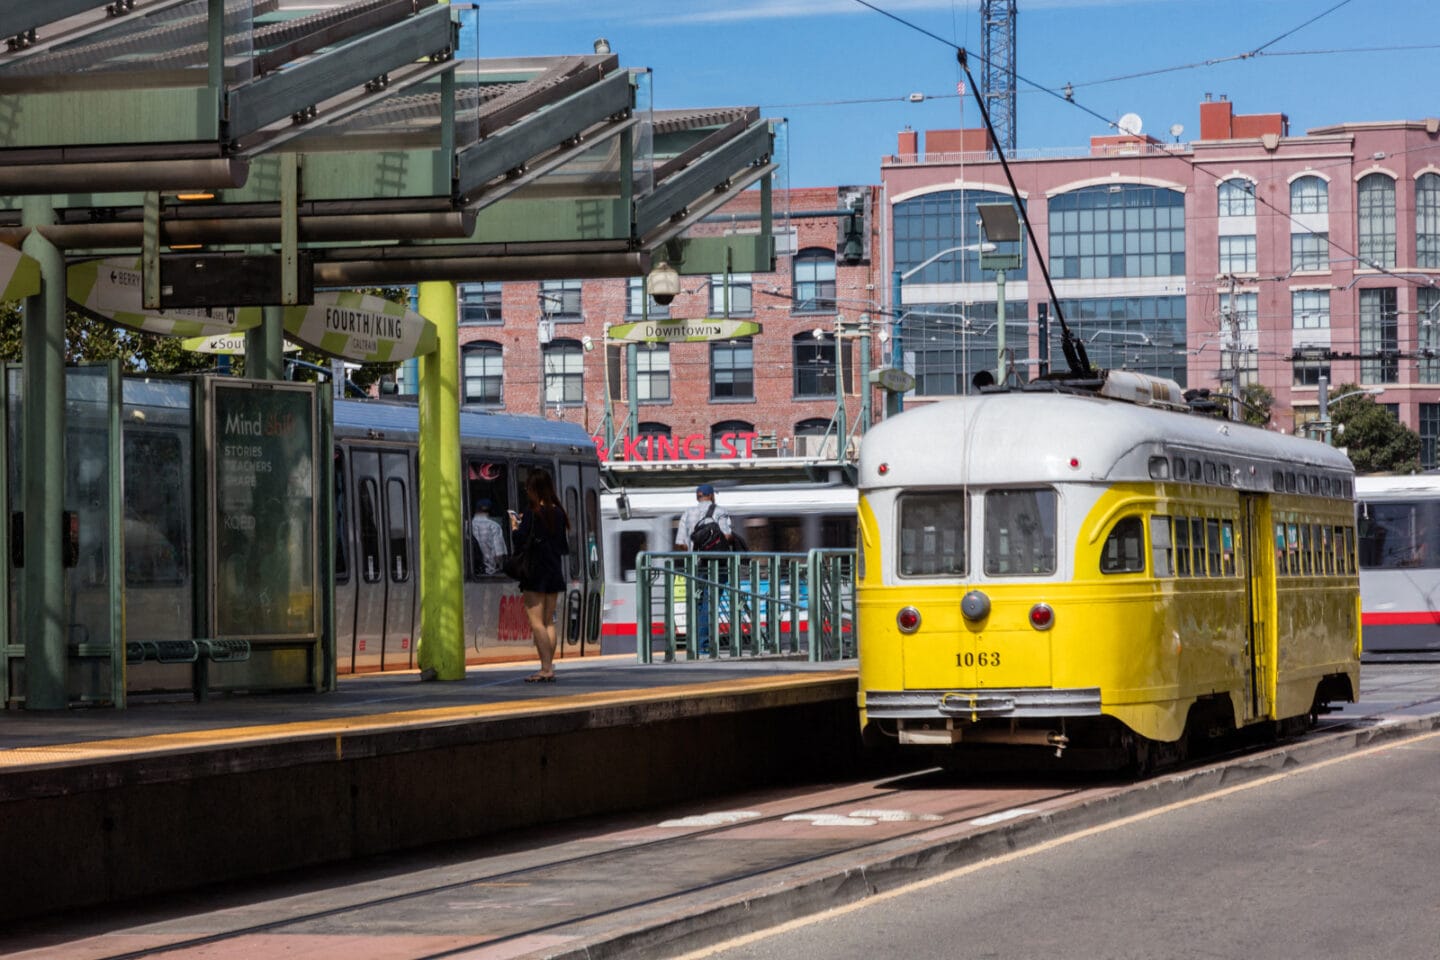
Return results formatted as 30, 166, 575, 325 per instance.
0, 0, 777, 288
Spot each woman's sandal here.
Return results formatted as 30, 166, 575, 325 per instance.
524, 673, 556, 683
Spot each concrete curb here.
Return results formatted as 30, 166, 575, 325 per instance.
542, 713, 1440, 960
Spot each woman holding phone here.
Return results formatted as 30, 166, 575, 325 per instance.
511, 470, 569, 682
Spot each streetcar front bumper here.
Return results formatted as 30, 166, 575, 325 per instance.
865, 687, 1102, 747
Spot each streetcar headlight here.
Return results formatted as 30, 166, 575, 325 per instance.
896, 606, 921, 634
1029, 603, 1055, 631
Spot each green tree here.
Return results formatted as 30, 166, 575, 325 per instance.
1329, 383, 1422, 473
1240, 382, 1274, 427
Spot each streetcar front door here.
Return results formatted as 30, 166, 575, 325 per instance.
350, 449, 417, 671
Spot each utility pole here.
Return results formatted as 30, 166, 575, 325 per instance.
1224, 273, 1241, 421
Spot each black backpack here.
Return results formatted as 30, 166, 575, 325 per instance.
690, 503, 728, 551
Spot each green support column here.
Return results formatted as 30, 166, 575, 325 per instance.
246, 305, 284, 380
19, 198, 67, 709
416, 280, 464, 680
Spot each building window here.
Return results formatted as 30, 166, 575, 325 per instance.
636, 421, 670, 441
1292, 289, 1330, 330
540, 279, 583, 321
710, 273, 753, 315
793, 332, 851, 398
627, 277, 669, 319
1292, 351, 1330, 387
794, 417, 835, 458
711, 419, 755, 457
635, 344, 671, 401
895, 188, 1028, 283
1290, 176, 1328, 215
1359, 288, 1398, 384
1358, 174, 1396, 269
1218, 178, 1256, 217
542, 338, 584, 404
459, 282, 502, 325
461, 340, 503, 405
1048, 184, 1185, 280
1421, 403, 1440, 470
1418, 172, 1440, 269
1291, 232, 1328, 272
1419, 287, 1440, 385
792, 249, 837, 313
710, 338, 754, 399
1220, 291, 1258, 333
1219, 235, 1256, 274
1053, 296, 1188, 387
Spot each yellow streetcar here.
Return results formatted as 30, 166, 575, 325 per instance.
857, 372, 1360, 769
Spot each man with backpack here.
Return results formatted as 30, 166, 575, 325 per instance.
677, 483, 735, 655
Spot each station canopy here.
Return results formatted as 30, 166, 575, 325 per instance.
0, 0, 779, 331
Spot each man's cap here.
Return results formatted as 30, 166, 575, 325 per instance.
476, 498, 493, 510
696, 483, 716, 497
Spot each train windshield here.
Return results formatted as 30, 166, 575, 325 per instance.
1358, 498, 1440, 569
898, 492, 967, 577
984, 488, 1058, 576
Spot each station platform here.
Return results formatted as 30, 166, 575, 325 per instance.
0, 655, 862, 924
3, 662, 1439, 960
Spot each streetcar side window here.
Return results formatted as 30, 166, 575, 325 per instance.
898, 491, 967, 577
619, 531, 648, 582
1273, 522, 1288, 575
984, 488, 1057, 576
1322, 525, 1336, 574
1100, 516, 1145, 574
1150, 515, 1174, 577
1206, 519, 1222, 577
1190, 517, 1206, 577
1174, 517, 1191, 576
1221, 520, 1236, 576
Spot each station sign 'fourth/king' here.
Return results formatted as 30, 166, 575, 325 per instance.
606, 317, 762, 343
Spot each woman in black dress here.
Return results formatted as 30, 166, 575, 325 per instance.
511, 470, 569, 681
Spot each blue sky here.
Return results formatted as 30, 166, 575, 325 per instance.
470, 0, 1440, 188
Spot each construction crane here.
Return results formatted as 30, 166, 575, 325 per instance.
980, 0, 1017, 153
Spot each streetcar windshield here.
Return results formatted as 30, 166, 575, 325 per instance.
984, 488, 1058, 576
897, 491, 967, 577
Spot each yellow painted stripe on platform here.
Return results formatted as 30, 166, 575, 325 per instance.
0, 671, 856, 772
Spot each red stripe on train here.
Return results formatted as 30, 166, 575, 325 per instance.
1363, 611, 1440, 626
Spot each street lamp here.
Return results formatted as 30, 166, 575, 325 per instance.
976, 203, 1023, 385
1311, 374, 1383, 445
889, 241, 995, 412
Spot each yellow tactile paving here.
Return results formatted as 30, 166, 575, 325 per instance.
0, 671, 856, 772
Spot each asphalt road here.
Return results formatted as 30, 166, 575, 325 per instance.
678, 726, 1440, 960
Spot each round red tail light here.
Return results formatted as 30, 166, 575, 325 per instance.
896, 606, 921, 634
1029, 603, 1054, 631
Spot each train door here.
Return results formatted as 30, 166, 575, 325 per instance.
1239, 493, 1271, 722
349, 448, 417, 671
556, 459, 584, 653
579, 461, 603, 653
332, 446, 358, 673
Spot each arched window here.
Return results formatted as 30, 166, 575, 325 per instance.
792, 248, 836, 313
1217, 178, 1256, 217
792, 332, 851, 398
711, 419, 755, 457
461, 340, 503, 405
1417, 172, 1440, 269
894, 188, 1027, 283
542, 338, 584, 405
1290, 176, 1328, 214
1290, 176, 1330, 272
1358, 173, 1397, 268
1048, 184, 1184, 279
636, 421, 671, 440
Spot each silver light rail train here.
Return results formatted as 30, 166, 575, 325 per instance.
598, 478, 857, 652
120, 387, 604, 685
1356, 474, 1440, 657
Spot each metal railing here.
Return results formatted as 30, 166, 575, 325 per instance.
635, 549, 856, 663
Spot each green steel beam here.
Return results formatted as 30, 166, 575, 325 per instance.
455, 70, 632, 199
635, 120, 773, 237
226, 5, 453, 139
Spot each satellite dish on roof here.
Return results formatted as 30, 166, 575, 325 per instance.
1118, 112, 1143, 136
1169, 123, 1184, 141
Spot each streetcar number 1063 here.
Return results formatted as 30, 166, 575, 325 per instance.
956, 651, 1000, 667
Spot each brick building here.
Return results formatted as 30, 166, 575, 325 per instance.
443, 185, 883, 464
881, 97, 1440, 466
